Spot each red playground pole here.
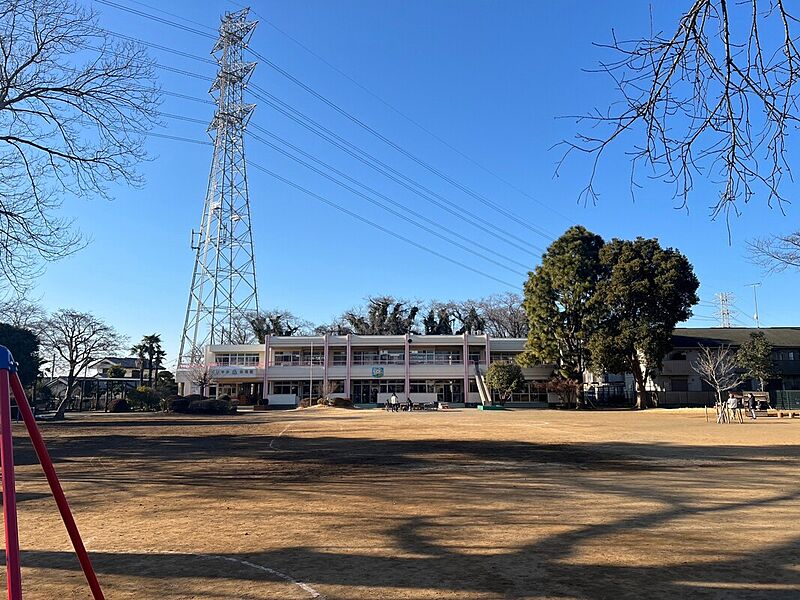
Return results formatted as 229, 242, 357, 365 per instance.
0, 350, 23, 600
0, 346, 105, 600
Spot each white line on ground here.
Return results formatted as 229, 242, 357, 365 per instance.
83, 545, 324, 598
269, 423, 292, 451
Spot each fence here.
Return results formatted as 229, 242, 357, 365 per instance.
774, 391, 800, 410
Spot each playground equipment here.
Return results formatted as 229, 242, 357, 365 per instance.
474, 362, 492, 406
0, 345, 104, 599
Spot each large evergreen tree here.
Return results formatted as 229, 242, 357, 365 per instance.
519, 226, 604, 390
588, 237, 699, 409
0, 323, 41, 387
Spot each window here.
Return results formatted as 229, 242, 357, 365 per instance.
671, 377, 689, 392
491, 352, 520, 363
216, 353, 260, 366
409, 348, 461, 365
353, 350, 404, 365
331, 350, 347, 366
669, 351, 687, 361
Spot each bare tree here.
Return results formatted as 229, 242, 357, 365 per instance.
564, 1, 799, 223
748, 232, 800, 272
188, 363, 214, 399
39, 309, 123, 417
692, 344, 743, 404
0, 0, 159, 288
0, 293, 45, 329
476, 293, 528, 338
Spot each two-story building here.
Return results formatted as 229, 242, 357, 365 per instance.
177, 334, 554, 408
176, 327, 800, 409
650, 327, 800, 403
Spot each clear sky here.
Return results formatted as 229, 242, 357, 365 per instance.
31, 0, 800, 369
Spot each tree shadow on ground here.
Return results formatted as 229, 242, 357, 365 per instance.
7, 418, 800, 598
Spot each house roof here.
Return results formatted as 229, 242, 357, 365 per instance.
88, 357, 153, 369
672, 327, 800, 348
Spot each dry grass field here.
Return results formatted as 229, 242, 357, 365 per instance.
4, 407, 800, 599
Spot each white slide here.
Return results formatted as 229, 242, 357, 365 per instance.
474, 368, 492, 406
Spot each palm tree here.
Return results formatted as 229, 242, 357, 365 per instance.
152, 347, 166, 389
142, 334, 163, 387
131, 343, 146, 387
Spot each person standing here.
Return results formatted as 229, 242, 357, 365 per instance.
389, 392, 398, 412
747, 393, 757, 420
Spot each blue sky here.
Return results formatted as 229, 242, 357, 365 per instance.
32, 0, 800, 368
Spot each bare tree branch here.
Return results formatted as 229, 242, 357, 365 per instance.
747, 230, 800, 271
0, 0, 159, 289
563, 0, 800, 223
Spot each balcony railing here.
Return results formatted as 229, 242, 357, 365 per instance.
353, 354, 404, 365
271, 357, 324, 367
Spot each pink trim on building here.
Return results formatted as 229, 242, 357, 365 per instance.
404, 333, 411, 401
262, 334, 271, 400
463, 333, 470, 403
323, 334, 329, 393
485, 333, 491, 371
345, 333, 352, 398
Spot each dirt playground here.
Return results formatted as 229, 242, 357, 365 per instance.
3, 407, 800, 599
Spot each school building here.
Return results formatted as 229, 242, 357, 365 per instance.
175, 327, 800, 409
177, 334, 552, 408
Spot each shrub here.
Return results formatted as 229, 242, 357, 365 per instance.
108, 398, 130, 413
187, 397, 236, 415
162, 396, 190, 413
316, 397, 353, 408
184, 394, 204, 403
127, 386, 161, 411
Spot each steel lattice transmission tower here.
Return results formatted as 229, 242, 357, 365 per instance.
178, 8, 259, 367
714, 292, 735, 328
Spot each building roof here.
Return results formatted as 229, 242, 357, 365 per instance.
88, 357, 153, 369
672, 327, 800, 348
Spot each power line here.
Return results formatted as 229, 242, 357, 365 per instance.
248, 47, 557, 242
92, 0, 215, 39
250, 86, 543, 255
237, 1, 576, 227
147, 113, 532, 288
93, 0, 560, 241
92, 25, 543, 257
245, 127, 530, 276
247, 161, 521, 289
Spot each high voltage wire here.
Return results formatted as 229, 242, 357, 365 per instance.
248, 86, 543, 255
232, 1, 577, 228
245, 126, 529, 276
156, 109, 530, 274
102, 0, 573, 229
91, 0, 560, 242
248, 47, 556, 242
93, 28, 543, 256
90, 1, 544, 286
150, 124, 525, 288
247, 161, 520, 289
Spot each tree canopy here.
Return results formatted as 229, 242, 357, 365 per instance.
736, 331, 775, 391
520, 225, 604, 384
485, 361, 525, 404
588, 237, 700, 409
0, 322, 41, 387
39, 309, 123, 415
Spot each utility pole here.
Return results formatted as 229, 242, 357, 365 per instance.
746, 283, 761, 328
178, 9, 259, 368
714, 292, 734, 328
